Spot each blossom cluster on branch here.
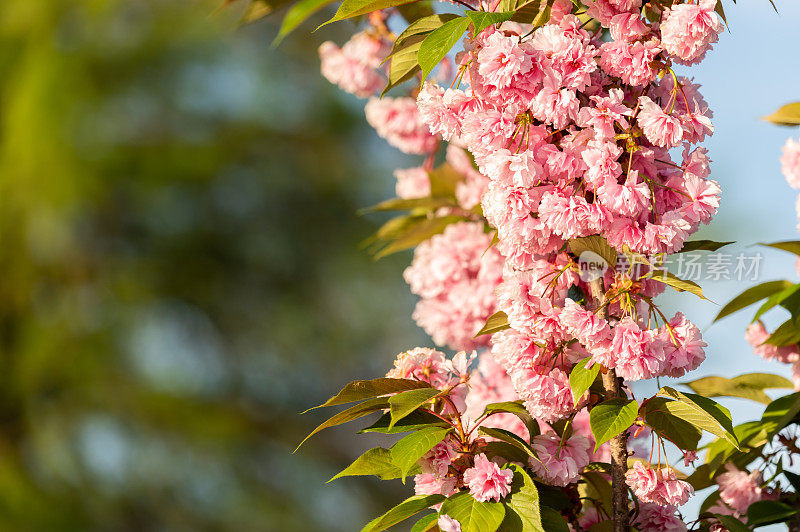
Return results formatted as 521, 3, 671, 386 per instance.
260, 0, 800, 528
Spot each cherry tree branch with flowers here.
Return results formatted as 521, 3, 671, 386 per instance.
229, 0, 800, 529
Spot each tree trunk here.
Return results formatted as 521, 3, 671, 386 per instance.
589, 277, 630, 532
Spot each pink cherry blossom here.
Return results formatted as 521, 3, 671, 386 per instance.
658, 312, 707, 378
577, 88, 632, 139
637, 96, 684, 149
625, 461, 694, 507
414, 473, 457, 497
781, 136, 800, 188
716, 464, 767, 514
512, 367, 576, 422
438, 515, 462, 532
386, 347, 454, 388
394, 167, 430, 199
462, 454, 513, 502
745, 322, 800, 364
635, 503, 686, 532
660, 0, 722, 65
528, 432, 592, 486
365, 97, 439, 154
318, 32, 389, 98
599, 39, 660, 87
404, 222, 503, 350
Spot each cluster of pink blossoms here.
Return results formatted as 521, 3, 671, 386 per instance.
625, 461, 694, 507
319, 0, 728, 519
404, 221, 503, 350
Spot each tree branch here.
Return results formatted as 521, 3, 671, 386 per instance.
589, 277, 630, 532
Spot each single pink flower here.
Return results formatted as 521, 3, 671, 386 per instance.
528, 432, 592, 486
462, 454, 513, 502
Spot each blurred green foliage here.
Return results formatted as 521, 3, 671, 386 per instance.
0, 0, 425, 529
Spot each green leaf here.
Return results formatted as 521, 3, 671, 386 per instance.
589, 399, 638, 451
391, 426, 452, 481
568, 235, 617, 271
682, 373, 793, 405
439, 491, 506, 532
498, 464, 543, 532
474, 310, 511, 337
306, 378, 432, 411
329, 447, 406, 482
373, 215, 463, 259
396, 1, 434, 23
481, 401, 539, 440
417, 17, 471, 81
579, 471, 612, 517
363, 213, 423, 248
765, 318, 800, 346
761, 391, 800, 437
536, 482, 571, 511
647, 271, 706, 299
678, 239, 734, 253
714, 0, 729, 31
321, 0, 420, 27
569, 357, 600, 404
500, 0, 554, 25
704, 421, 770, 470
382, 35, 425, 96
641, 397, 702, 451
361, 196, 454, 213
761, 240, 800, 256
410, 513, 439, 532
478, 426, 538, 461
390, 13, 460, 52
752, 283, 800, 321
388, 387, 443, 428
784, 470, 800, 492
295, 396, 389, 452
466, 11, 515, 34
236, 0, 288, 22
747, 500, 799, 528
360, 410, 449, 434
714, 515, 749, 532
763, 102, 800, 126
714, 280, 793, 321
566, 284, 587, 306
657, 387, 739, 449
274, 0, 335, 43
362, 494, 446, 532
540, 508, 569, 532
427, 162, 464, 198
484, 441, 531, 464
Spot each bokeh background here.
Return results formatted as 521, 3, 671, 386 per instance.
0, 0, 798, 530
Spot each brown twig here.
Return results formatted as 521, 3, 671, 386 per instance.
588, 277, 630, 532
